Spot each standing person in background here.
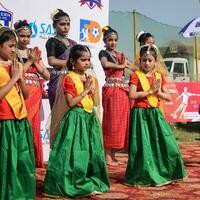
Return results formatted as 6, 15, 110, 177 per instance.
46, 9, 77, 147
0, 26, 35, 199
44, 45, 109, 198
46, 8, 77, 110
135, 31, 155, 66
14, 20, 50, 168
99, 26, 134, 166
125, 45, 187, 186
137, 31, 155, 46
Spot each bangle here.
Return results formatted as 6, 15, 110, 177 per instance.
159, 92, 167, 99
80, 92, 85, 98
148, 89, 153, 95
40, 69, 45, 75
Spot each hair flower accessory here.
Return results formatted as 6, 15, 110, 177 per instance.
136, 31, 145, 40
102, 25, 111, 33
50, 9, 60, 20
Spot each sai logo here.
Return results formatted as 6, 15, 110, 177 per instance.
0, 3, 13, 27
80, 19, 101, 43
79, 0, 103, 9
29, 21, 38, 38
29, 20, 55, 39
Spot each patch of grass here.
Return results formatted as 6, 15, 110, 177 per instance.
170, 122, 200, 144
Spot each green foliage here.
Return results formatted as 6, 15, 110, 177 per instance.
170, 122, 200, 143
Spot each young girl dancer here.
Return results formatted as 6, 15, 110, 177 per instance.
44, 45, 109, 198
0, 26, 35, 199
46, 8, 77, 109
125, 45, 187, 186
14, 20, 50, 168
46, 9, 77, 146
99, 26, 134, 166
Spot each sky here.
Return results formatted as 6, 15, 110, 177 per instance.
109, 0, 200, 27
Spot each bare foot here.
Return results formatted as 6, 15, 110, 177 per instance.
106, 160, 118, 166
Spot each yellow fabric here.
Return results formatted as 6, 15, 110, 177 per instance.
135, 70, 161, 107
67, 71, 93, 113
0, 64, 27, 119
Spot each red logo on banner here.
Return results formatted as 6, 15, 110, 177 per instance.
164, 82, 200, 122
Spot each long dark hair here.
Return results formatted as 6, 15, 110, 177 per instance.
0, 27, 16, 45
67, 44, 91, 71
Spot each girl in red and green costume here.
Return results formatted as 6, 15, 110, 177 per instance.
44, 45, 109, 198
0, 26, 35, 199
14, 20, 50, 168
125, 45, 187, 186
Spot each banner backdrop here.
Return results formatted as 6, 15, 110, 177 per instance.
164, 82, 200, 122
0, 0, 109, 160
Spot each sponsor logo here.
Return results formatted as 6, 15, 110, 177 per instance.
80, 19, 101, 43
0, 3, 13, 27
79, 0, 103, 9
29, 21, 55, 39
195, 21, 200, 27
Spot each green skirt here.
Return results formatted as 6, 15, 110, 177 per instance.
125, 108, 187, 186
0, 119, 36, 200
44, 107, 110, 198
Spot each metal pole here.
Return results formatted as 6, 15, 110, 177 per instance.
195, 34, 199, 81
133, 10, 137, 62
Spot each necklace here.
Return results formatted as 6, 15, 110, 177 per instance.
55, 34, 70, 47
17, 45, 27, 50
73, 70, 86, 80
0, 60, 12, 65
16, 48, 29, 64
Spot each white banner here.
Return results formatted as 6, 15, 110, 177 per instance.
0, 0, 109, 160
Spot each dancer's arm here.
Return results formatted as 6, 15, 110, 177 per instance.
47, 56, 67, 69
65, 76, 93, 108
100, 56, 125, 69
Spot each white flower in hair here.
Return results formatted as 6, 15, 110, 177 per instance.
152, 44, 159, 54
152, 44, 158, 50
50, 9, 60, 20
137, 31, 145, 40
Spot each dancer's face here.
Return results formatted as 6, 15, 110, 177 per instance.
74, 51, 91, 73
140, 53, 156, 74
0, 38, 16, 61
105, 34, 118, 51
54, 18, 70, 36
17, 29, 32, 49
145, 37, 155, 46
